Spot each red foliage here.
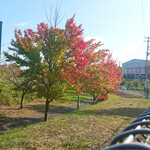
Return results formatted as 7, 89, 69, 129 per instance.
34, 16, 91, 87
64, 15, 92, 87
65, 15, 89, 68
102, 53, 123, 92
97, 94, 108, 102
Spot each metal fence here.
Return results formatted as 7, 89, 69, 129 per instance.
104, 107, 150, 149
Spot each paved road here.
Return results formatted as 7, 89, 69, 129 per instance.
127, 90, 144, 95
0, 99, 93, 134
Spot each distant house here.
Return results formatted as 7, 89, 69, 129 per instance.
122, 59, 150, 79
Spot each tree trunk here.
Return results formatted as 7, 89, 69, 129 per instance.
44, 98, 50, 121
93, 96, 96, 105
20, 91, 25, 109
77, 95, 80, 110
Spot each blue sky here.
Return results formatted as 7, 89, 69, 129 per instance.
0, 0, 150, 65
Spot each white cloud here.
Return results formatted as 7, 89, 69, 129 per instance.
16, 22, 27, 27
84, 36, 103, 43
113, 40, 146, 65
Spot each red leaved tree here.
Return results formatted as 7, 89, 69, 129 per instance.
62, 15, 91, 109
83, 40, 122, 104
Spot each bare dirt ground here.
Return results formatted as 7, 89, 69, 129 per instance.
0, 99, 73, 124
0, 99, 93, 133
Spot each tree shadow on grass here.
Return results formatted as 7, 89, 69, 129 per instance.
0, 114, 14, 124
78, 107, 146, 118
25, 103, 76, 113
0, 105, 76, 134
0, 99, 92, 134
24, 103, 46, 113
24, 99, 92, 113
0, 116, 44, 135
0, 114, 17, 134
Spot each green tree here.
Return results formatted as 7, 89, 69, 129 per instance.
132, 79, 141, 91
120, 78, 126, 86
0, 64, 34, 108
125, 81, 133, 90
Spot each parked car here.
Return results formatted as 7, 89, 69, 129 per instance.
120, 86, 127, 90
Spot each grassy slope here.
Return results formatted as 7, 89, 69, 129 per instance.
0, 94, 150, 150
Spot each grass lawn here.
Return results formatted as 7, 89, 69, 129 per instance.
0, 93, 150, 149
65, 93, 92, 102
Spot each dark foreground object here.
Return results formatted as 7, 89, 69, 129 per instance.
104, 107, 150, 150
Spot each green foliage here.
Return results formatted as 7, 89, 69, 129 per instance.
4, 24, 69, 103
24, 93, 37, 103
123, 79, 143, 92
132, 79, 141, 90
0, 65, 37, 106
120, 78, 126, 86
0, 75, 36, 106
0, 78, 20, 105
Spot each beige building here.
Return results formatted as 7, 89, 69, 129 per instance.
122, 59, 150, 78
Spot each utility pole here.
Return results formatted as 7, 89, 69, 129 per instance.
119, 62, 121, 68
118, 61, 121, 87
144, 37, 150, 98
0, 21, 2, 62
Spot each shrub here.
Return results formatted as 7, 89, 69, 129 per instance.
97, 94, 108, 102
0, 79, 20, 105
0, 78, 36, 106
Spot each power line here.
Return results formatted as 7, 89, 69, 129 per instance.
123, 41, 145, 61
142, 0, 146, 37
0, 21, 2, 63
149, 0, 150, 35
141, 0, 150, 36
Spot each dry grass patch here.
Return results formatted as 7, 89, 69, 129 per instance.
116, 90, 143, 98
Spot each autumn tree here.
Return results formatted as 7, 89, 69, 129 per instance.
64, 15, 90, 109
102, 53, 122, 91
4, 15, 90, 121
83, 40, 122, 104
4, 26, 66, 121
82, 40, 107, 104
